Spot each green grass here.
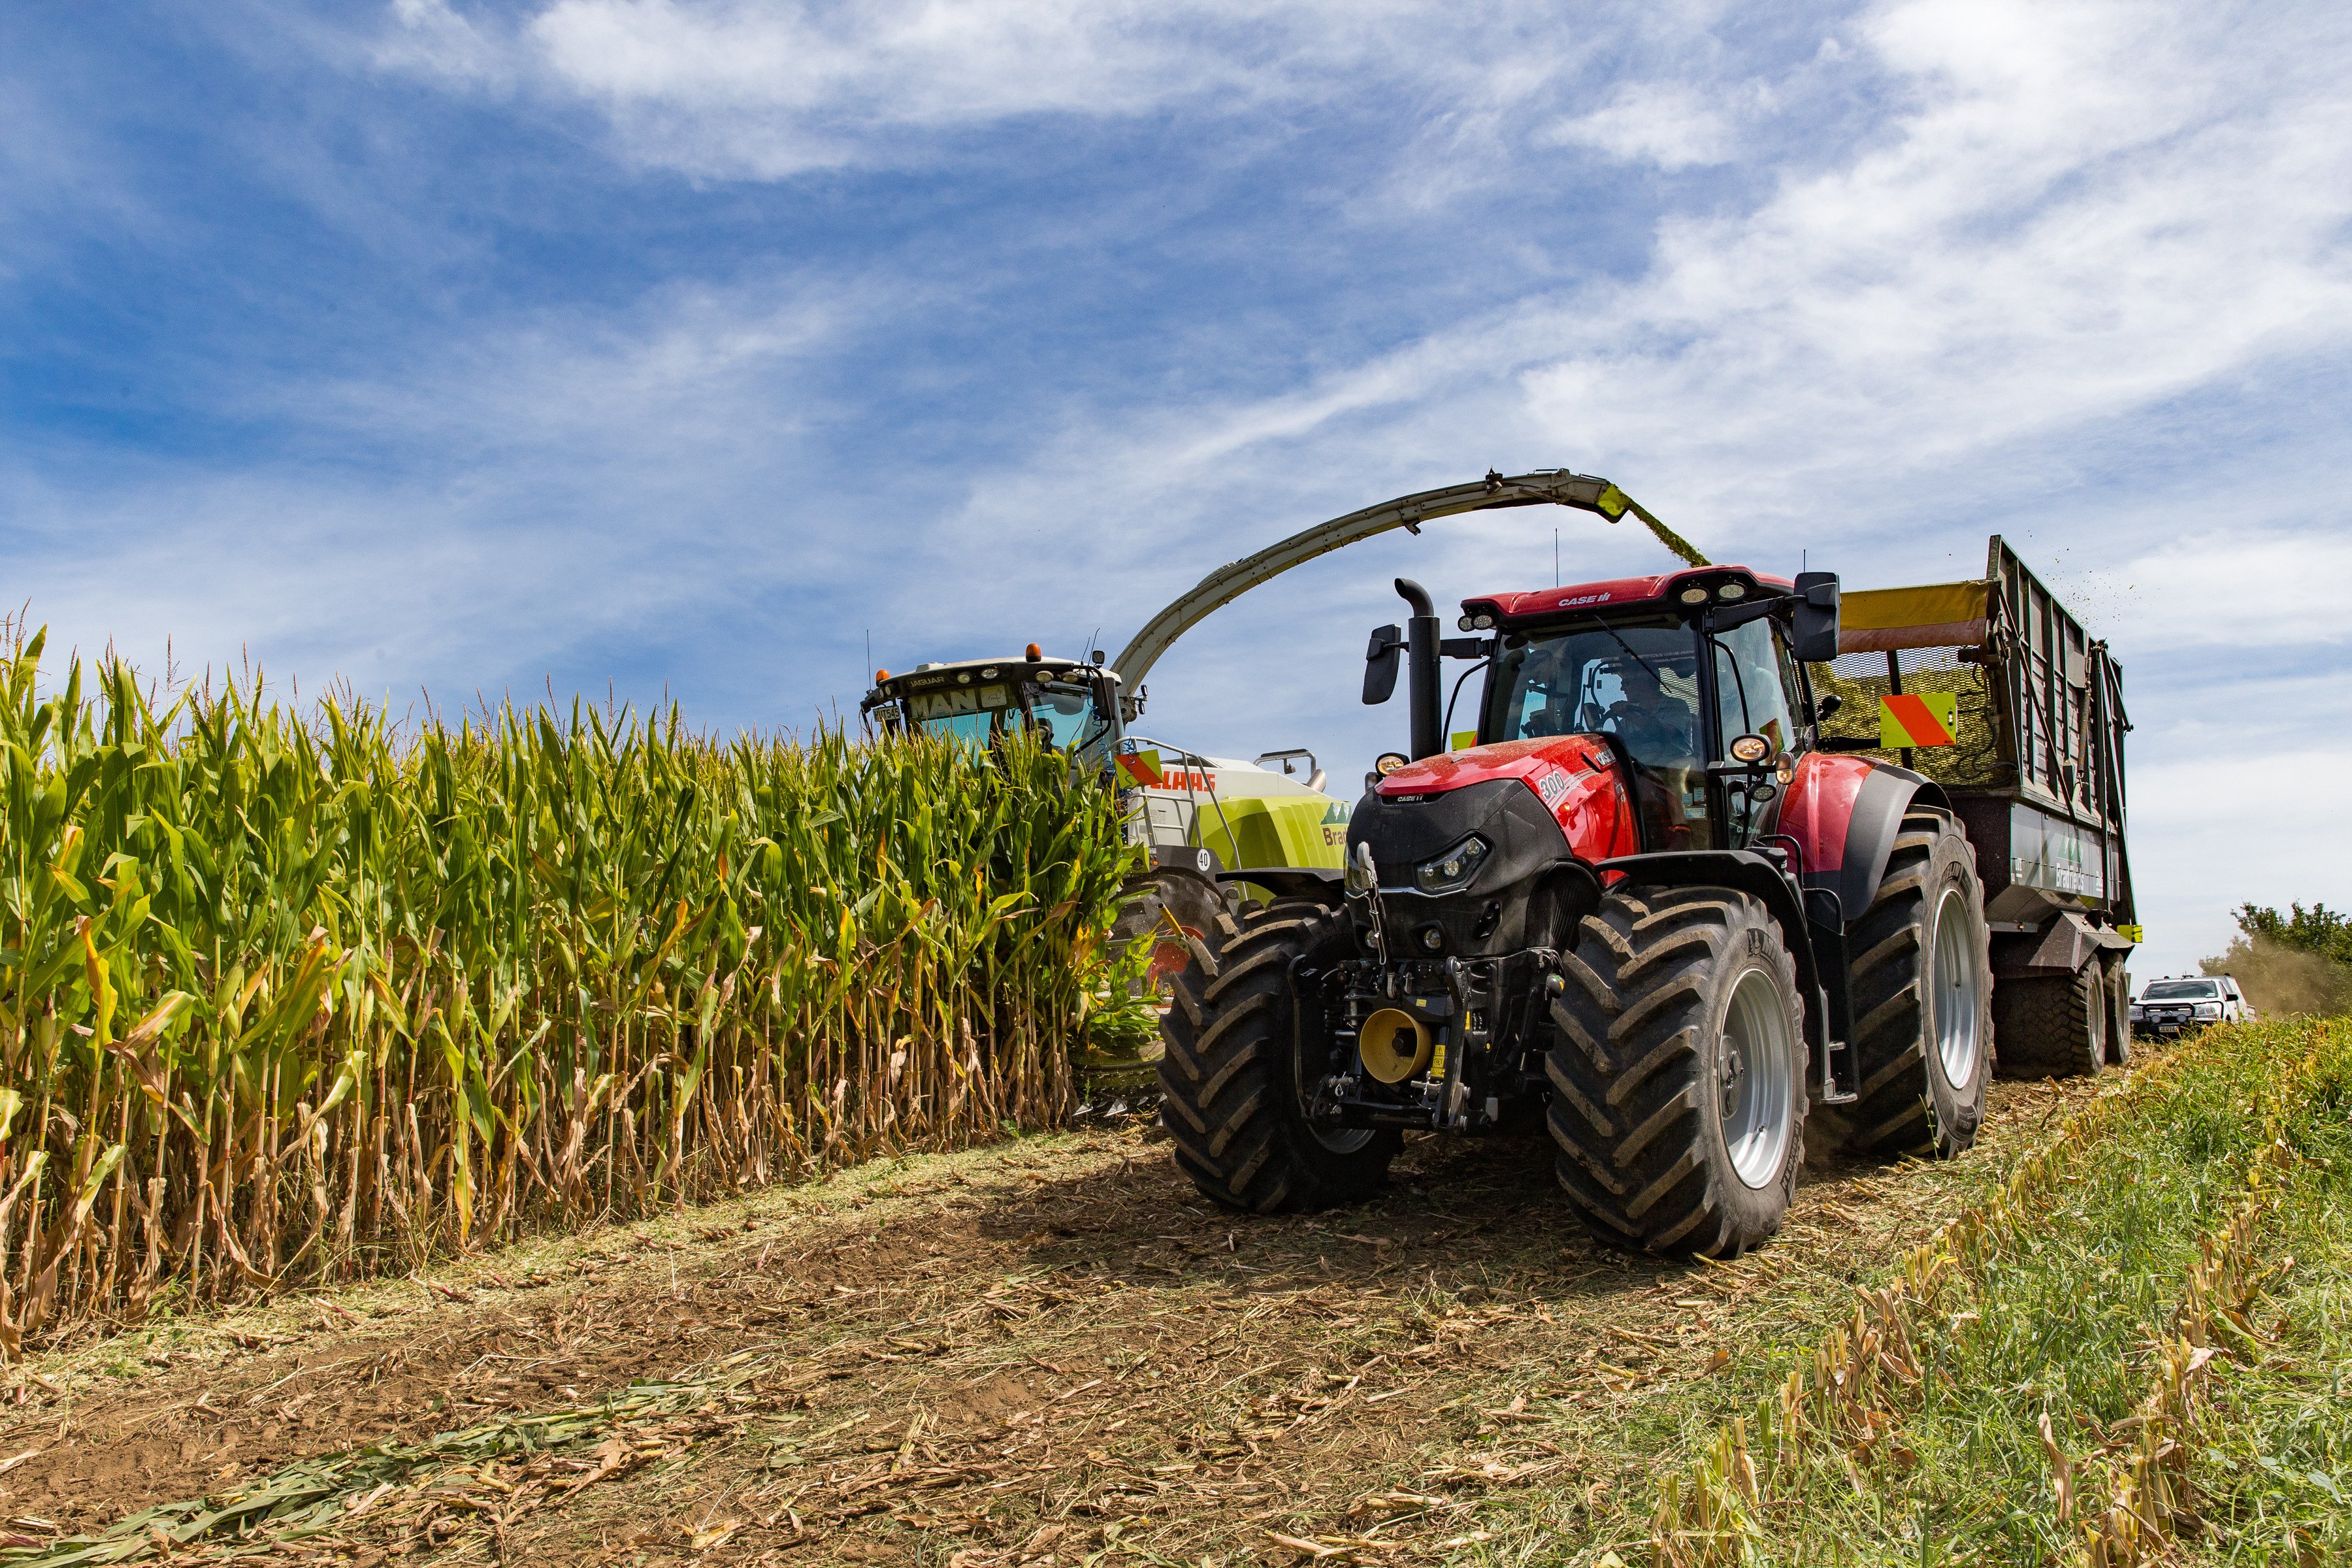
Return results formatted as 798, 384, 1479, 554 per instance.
1534, 1019, 2352, 1567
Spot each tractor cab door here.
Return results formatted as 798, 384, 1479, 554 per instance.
1702, 617, 1805, 850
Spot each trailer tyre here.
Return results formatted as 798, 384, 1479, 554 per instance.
1158, 899, 1399, 1213
1834, 809, 1993, 1159
1546, 885, 1806, 1258
1992, 962, 2106, 1079
2112, 957, 2134, 1063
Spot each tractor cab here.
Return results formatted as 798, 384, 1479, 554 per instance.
861, 649, 1123, 764
1460, 566, 1829, 853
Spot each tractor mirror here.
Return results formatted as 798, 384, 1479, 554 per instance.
1363, 624, 1402, 704
1791, 572, 1840, 663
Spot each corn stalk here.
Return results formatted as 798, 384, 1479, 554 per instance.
0, 620, 1133, 1347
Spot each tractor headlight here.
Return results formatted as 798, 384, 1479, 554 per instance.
1414, 834, 1490, 893
2193, 1002, 2223, 1019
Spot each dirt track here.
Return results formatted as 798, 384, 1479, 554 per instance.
0, 1078, 2096, 1565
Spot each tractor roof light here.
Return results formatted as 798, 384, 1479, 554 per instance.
1026, 643, 1043, 661
1718, 582, 1746, 600
874, 669, 889, 682
1678, 587, 1710, 605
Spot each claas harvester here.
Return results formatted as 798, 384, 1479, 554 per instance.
1155, 476, 2136, 1256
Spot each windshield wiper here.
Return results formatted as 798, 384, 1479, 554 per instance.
1586, 616, 1661, 681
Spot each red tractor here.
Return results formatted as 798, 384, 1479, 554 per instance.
1158, 526, 2134, 1256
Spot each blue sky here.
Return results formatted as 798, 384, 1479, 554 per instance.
7, 0, 2349, 977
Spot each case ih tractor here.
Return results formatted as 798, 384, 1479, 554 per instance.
1154, 485, 2136, 1257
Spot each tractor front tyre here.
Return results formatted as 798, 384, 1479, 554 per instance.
1158, 900, 1399, 1213
1992, 960, 2108, 1079
1546, 885, 1806, 1258
1836, 808, 1993, 1158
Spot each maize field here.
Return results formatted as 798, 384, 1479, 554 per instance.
0, 621, 1132, 1349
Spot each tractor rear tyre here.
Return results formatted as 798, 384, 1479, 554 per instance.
1992, 960, 2107, 1079
1158, 899, 1399, 1212
1546, 885, 1806, 1258
1835, 808, 1992, 1158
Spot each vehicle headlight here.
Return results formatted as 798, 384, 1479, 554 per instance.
1414, 834, 1489, 893
2193, 1002, 2223, 1019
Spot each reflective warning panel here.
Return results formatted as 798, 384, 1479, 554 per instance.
1880, 691, 1958, 747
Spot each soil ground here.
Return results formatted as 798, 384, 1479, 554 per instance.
0, 1077, 2102, 1567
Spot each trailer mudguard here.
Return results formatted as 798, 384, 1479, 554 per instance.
1779, 753, 1951, 922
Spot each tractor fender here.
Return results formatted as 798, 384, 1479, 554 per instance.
1593, 849, 1829, 1064
1779, 754, 1951, 923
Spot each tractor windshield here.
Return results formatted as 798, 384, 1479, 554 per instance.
1487, 617, 1722, 849
1488, 619, 1700, 757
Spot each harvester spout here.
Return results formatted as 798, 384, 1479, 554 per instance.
1107, 470, 1703, 693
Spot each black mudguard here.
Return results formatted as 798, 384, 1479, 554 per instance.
1803, 762, 1952, 923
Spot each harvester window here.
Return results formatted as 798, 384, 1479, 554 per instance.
1028, 682, 1108, 751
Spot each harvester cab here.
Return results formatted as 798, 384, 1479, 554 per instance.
860, 647, 1351, 992
860, 647, 1122, 763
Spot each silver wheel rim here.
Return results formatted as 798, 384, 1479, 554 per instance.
1720, 967, 1795, 1190
1928, 887, 1984, 1087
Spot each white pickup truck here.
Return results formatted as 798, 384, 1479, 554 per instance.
2131, 976, 2253, 1037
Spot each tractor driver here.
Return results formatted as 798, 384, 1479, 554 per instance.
1604, 659, 1698, 764
1603, 659, 1703, 851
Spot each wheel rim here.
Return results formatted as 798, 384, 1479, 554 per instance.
1720, 967, 1795, 1190
1927, 887, 1984, 1088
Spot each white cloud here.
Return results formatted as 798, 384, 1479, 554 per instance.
371, 0, 1704, 178
1538, 82, 1743, 170
374, 0, 509, 84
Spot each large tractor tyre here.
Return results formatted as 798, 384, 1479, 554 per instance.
1158, 899, 1400, 1213
1546, 885, 1807, 1258
1834, 809, 1993, 1159
1992, 960, 2108, 1079
2102, 955, 2133, 1066
1113, 870, 1241, 1000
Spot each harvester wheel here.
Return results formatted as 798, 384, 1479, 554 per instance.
1545, 885, 1805, 1258
1114, 869, 1241, 998
1158, 899, 1399, 1213
1991, 961, 2106, 1079
1833, 808, 1992, 1158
